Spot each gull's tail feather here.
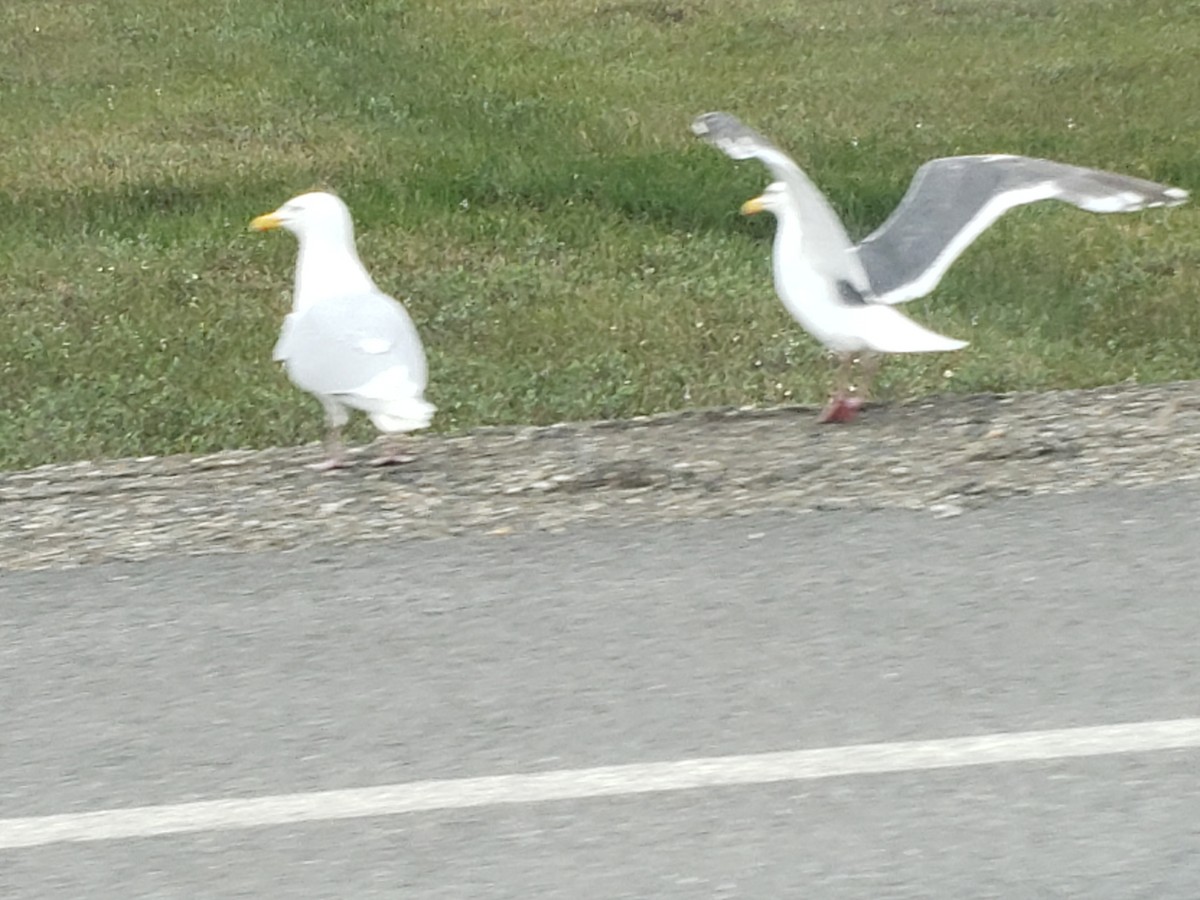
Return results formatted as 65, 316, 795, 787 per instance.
369, 399, 436, 434
857, 306, 968, 354
347, 366, 436, 433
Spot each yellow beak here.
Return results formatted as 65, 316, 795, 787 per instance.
249, 211, 283, 232
740, 196, 766, 216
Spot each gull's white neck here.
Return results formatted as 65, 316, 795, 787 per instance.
292, 235, 376, 312
766, 200, 858, 349
770, 204, 808, 300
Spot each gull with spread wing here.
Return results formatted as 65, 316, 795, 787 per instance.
692, 111, 1188, 422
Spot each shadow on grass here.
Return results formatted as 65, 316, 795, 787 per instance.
396, 143, 928, 239
2, 179, 307, 244
4, 131, 1191, 253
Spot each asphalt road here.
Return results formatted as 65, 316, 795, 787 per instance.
2, 482, 1199, 897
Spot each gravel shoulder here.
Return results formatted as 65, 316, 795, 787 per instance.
2, 381, 1198, 571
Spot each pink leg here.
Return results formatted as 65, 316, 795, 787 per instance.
818, 353, 860, 423
817, 395, 862, 423
307, 426, 350, 471
366, 438, 416, 467
308, 457, 350, 472
857, 352, 883, 403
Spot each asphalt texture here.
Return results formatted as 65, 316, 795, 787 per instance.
2, 482, 1199, 897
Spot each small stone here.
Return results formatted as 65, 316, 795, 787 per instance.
929, 502, 964, 518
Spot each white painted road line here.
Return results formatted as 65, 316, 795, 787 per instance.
3, 718, 1199, 850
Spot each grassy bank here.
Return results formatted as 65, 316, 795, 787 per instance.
1, 0, 1196, 469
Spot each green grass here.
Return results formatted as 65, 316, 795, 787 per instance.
1, 0, 1197, 469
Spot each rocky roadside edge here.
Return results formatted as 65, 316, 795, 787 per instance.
1, 381, 1198, 571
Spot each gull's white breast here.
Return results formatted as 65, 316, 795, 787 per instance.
772, 235, 872, 353
771, 226, 968, 355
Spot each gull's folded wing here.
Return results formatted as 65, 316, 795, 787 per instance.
279, 290, 429, 397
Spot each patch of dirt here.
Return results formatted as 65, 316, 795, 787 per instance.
2, 381, 1199, 570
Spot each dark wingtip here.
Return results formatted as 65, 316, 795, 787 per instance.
690, 111, 727, 137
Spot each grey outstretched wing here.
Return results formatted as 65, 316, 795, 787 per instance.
691, 111, 870, 290
277, 290, 428, 396
854, 155, 1189, 305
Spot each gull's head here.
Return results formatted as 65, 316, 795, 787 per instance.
250, 191, 355, 245
741, 182, 789, 217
